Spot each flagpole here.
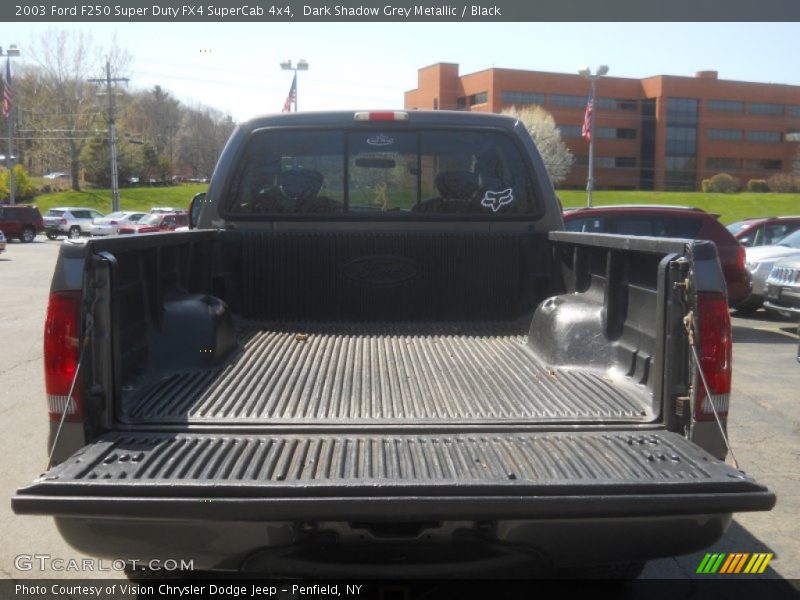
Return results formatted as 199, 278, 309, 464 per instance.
2, 46, 21, 205
579, 65, 609, 209
586, 77, 596, 208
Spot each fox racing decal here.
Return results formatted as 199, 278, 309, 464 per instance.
480, 188, 514, 212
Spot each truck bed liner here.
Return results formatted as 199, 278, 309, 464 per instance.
122, 321, 652, 425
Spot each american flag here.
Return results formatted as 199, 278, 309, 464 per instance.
581, 97, 592, 141
282, 73, 297, 113
2, 59, 11, 120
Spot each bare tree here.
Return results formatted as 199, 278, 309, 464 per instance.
177, 106, 235, 178
501, 106, 574, 186
28, 29, 129, 190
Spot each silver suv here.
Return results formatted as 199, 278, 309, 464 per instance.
763, 256, 800, 319
43, 207, 105, 240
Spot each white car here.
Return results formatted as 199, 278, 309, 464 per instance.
43, 207, 105, 240
0, 229, 6, 254
739, 229, 800, 312
90, 211, 148, 236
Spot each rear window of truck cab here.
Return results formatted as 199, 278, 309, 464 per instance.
225, 128, 540, 217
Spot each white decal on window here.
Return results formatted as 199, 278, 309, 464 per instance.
366, 134, 395, 146
481, 188, 514, 212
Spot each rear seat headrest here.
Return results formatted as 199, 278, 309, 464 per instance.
279, 168, 324, 199
435, 171, 479, 201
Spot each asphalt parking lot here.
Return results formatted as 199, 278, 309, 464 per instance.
0, 238, 798, 582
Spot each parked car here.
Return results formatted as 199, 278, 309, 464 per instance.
739, 229, 800, 313
117, 212, 188, 234
90, 211, 148, 236
43, 172, 69, 180
149, 206, 183, 214
0, 229, 6, 253
762, 255, 800, 319
14, 111, 774, 578
0, 204, 44, 243
563, 205, 750, 305
727, 216, 800, 248
43, 207, 105, 240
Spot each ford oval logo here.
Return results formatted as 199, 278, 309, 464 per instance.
341, 255, 419, 287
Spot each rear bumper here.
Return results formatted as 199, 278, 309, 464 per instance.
51, 513, 735, 573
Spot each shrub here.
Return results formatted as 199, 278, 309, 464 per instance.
766, 173, 800, 193
707, 173, 740, 193
0, 165, 36, 200
746, 179, 769, 193
701, 179, 713, 193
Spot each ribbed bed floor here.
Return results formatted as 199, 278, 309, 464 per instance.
121, 322, 652, 424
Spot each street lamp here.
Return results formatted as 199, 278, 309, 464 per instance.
579, 65, 609, 208
1, 44, 21, 205
280, 59, 309, 112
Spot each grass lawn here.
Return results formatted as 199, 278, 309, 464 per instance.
25, 184, 208, 214
557, 190, 800, 224
16, 186, 800, 225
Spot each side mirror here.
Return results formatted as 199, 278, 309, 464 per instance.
189, 192, 206, 229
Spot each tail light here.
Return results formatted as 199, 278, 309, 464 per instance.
353, 111, 409, 121
694, 291, 731, 421
59, 218, 67, 225
44, 291, 83, 422
736, 245, 746, 272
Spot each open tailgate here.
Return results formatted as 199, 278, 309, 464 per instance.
13, 431, 774, 521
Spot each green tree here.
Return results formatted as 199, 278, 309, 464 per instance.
0, 165, 36, 201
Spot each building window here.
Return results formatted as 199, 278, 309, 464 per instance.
787, 105, 800, 117
550, 94, 587, 108
708, 100, 744, 113
743, 159, 782, 170
748, 102, 783, 116
664, 156, 697, 191
456, 97, 467, 109
746, 130, 782, 143
470, 91, 488, 105
707, 128, 743, 141
596, 127, 637, 139
557, 124, 583, 138
615, 157, 636, 168
666, 98, 699, 124
501, 90, 545, 106
593, 157, 615, 168
665, 126, 697, 155
596, 98, 638, 111
706, 157, 741, 171
575, 155, 589, 165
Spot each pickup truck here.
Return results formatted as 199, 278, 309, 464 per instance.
13, 111, 774, 577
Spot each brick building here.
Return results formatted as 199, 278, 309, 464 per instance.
404, 63, 800, 191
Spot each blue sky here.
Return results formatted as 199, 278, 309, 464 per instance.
9, 22, 800, 121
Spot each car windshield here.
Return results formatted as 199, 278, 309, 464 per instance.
105, 212, 126, 219
140, 215, 162, 225
46, 210, 65, 217
726, 222, 754, 235
776, 230, 800, 248
129, 213, 146, 222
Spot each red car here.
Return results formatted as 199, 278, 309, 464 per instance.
563, 205, 750, 304
117, 212, 188, 234
0, 204, 45, 242
726, 216, 800, 247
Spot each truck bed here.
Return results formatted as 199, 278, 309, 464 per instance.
121, 321, 652, 425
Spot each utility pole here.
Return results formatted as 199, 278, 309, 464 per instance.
89, 61, 128, 212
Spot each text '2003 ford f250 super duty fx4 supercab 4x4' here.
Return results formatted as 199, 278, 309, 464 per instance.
13, 111, 774, 578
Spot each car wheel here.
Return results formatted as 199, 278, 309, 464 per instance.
734, 298, 762, 315
21, 227, 36, 243
45, 232, 60, 240
68, 226, 81, 239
